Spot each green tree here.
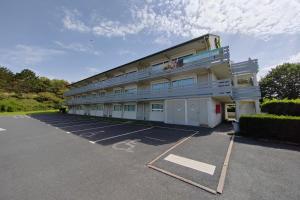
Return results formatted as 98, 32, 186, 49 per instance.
0, 67, 14, 91
14, 69, 39, 93
259, 63, 300, 99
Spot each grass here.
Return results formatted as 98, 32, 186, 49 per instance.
0, 109, 59, 116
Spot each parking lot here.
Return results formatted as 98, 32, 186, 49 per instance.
0, 114, 299, 200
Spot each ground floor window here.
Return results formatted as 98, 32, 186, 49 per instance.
124, 104, 135, 111
151, 103, 164, 112
97, 104, 104, 110
113, 105, 122, 111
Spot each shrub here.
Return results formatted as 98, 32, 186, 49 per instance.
261, 99, 300, 116
239, 114, 300, 143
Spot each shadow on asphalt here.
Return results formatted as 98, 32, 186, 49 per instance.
234, 136, 300, 152
29, 113, 220, 147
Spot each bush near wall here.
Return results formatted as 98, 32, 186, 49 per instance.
239, 114, 300, 143
261, 99, 300, 116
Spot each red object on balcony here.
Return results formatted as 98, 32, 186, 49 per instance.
216, 104, 221, 113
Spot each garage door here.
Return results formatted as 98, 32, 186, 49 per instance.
166, 99, 185, 125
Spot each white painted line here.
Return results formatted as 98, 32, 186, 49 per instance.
145, 136, 166, 142
59, 122, 102, 128
0, 128, 6, 132
72, 123, 124, 133
90, 127, 154, 144
164, 154, 216, 175
154, 126, 195, 132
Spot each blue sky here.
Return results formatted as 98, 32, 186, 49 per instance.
0, 0, 299, 82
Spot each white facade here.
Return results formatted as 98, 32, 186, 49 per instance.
65, 34, 261, 127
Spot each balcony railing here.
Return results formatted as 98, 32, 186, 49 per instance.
66, 79, 232, 105
231, 59, 258, 75
233, 86, 261, 100
65, 46, 230, 96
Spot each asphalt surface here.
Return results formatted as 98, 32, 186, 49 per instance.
0, 114, 299, 200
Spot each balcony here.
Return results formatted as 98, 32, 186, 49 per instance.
64, 46, 230, 96
231, 59, 258, 75
66, 79, 232, 105
233, 86, 261, 100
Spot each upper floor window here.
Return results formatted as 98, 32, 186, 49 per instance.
152, 61, 168, 71
172, 78, 195, 87
98, 92, 105, 96
124, 88, 137, 94
237, 74, 254, 87
152, 82, 170, 90
124, 105, 136, 112
114, 89, 122, 94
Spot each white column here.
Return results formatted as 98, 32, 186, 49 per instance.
255, 100, 261, 114
185, 99, 188, 125
235, 101, 241, 121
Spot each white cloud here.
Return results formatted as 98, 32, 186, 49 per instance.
0, 44, 65, 67
258, 51, 300, 79
54, 41, 101, 55
62, 0, 300, 40
62, 9, 90, 33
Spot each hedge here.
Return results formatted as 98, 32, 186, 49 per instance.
261, 99, 300, 116
239, 114, 300, 143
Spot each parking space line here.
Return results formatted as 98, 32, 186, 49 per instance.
154, 126, 196, 132
144, 136, 166, 142
148, 131, 199, 165
217, 135, 234, 194
164, 154, 216, 175
58, 122, 103, 128
148, 165, 217, 194
48, 120, 93, 125
0, 128, 6, 132
89, 127, 154, 144
71, 123, 125, 133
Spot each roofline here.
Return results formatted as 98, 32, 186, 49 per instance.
69, 33, 219, 86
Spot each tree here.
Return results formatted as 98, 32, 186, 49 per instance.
0, 67, 14, 91
259, 63, 300, 99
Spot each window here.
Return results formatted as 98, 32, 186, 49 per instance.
114, 89, 122, 94
151, 82, 170, 90
97, 104, 103, 110
124, 88, 137, 94
152, 61, 168, 71
113, 105, 122, 111
98, 92, 105, 96
151, 104, 164, 112
124, 105, 135, 112
237, 74, 254, 87
172, 78, 194, 87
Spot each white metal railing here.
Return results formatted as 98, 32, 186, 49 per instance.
233, 86, 261, 100
65, 46, 230, 96
231, 59, 258, 75
66, 79, 232, 105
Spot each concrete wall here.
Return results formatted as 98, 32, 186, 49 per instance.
207, 98, 222, 128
